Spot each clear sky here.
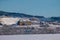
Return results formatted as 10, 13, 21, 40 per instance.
0, 0, 60, 17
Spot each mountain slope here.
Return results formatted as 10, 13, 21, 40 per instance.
0, 11, 60, 22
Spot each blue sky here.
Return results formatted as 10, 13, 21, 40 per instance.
0, 0, 60, 17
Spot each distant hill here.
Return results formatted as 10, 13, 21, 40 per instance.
0, 11, 45, 19
0, 11, 60, 22
0, 11, 33, 18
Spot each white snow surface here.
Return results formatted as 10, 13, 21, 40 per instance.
0, 34, 60, 40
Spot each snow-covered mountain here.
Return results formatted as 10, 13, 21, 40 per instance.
0, 11, 60, 22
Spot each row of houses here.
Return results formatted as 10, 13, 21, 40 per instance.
0, 16, 60, 29
0, 16, 40, 28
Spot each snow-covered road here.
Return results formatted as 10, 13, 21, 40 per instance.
0, 34, 60, 40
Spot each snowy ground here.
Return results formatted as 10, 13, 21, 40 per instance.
0, 34, 60, 40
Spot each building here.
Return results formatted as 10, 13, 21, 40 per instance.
17, 17, 40, 28
0, 16, 20, 25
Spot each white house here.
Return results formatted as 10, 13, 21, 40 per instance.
0, 16, 20, 25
